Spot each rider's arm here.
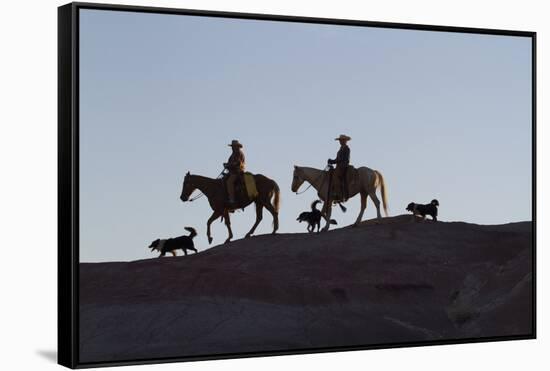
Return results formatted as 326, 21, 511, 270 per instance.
225, 154, 235, 169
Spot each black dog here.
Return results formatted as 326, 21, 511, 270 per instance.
297, 200, 337, 233
149, 227, 198, 257
406, 200, 439, 221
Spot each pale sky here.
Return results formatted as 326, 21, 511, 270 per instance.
79, 9, 532, 262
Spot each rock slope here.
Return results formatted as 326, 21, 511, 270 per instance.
79, 215, 533, 363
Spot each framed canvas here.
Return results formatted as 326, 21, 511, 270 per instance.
58, 2, 536, 368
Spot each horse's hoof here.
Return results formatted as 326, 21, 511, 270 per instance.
352, 223, 359, 227
208, 237, 213, 244
224, 239, 231, 244
245, 234, 251, 239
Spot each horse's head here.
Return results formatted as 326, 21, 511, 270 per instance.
291, 165, 305, 193
180, 171, 195, 202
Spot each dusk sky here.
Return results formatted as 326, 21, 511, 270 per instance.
79, 9, 532, 262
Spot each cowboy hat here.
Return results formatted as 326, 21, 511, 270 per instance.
334, 134, 351, 141
228, 140, 243, 148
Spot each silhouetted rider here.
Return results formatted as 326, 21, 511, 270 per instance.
328, 134, 351, 200
224, 140, 246, 204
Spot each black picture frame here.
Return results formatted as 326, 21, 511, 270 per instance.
58, 2, 537, 368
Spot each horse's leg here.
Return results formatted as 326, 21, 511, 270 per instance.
354, 191, 368, 226
245, 202, 263, 238
206, 211, 220, 244
320, 199, 335, 224
319, 201, 329, 223
223, 210, 233, 244
262, 201, 279, 234
368, 190, 382, 219
322, 203, 333, 231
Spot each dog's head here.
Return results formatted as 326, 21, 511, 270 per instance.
406, 202, 416, 212
431, 199, 439, 207
149, 239, 161, 252
296, 212, 309, 222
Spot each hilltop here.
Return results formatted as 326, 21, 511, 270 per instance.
79, 215, 533, 363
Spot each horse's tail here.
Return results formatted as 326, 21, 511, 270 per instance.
375, 170, 389, 216
272, 180, 281, 213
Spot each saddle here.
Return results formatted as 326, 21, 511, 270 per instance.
223, 172, 258, 206
242, 172, 258, 199
327, 165, 357, 202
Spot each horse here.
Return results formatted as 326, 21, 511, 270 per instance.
180, 172, 280, 244
291, 165, 388, 231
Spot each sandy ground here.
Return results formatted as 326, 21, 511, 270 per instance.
79, 215, 533, 363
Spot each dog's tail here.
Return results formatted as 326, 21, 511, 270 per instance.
311, 200, 321, 211
375, 170, 389, 216
184, 226, 197, 239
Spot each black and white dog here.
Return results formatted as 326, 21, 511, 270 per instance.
149, 227, 198, 257
297, 200, 337, 233
406, 200, 439, 221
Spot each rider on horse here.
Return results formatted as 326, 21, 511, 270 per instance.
327, 134, 351, 201
224, 139, 246, 205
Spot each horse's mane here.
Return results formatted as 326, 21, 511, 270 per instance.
187, 173, 222, 182
295, 166, 325, 173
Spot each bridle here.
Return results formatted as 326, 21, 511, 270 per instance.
185, 170, 225, 202
294, 165, 330, 195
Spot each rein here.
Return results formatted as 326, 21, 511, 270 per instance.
188, 192, 205, 202
295, 184, 314, 195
